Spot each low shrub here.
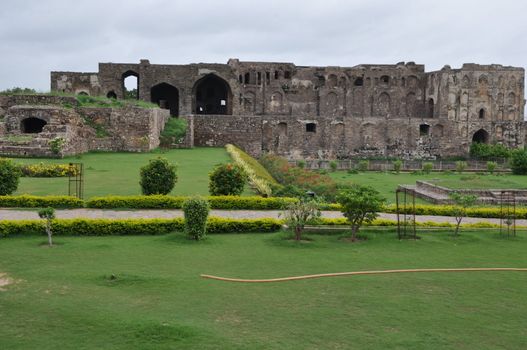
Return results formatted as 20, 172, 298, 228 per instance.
469, 142, 511, 160
329, 160, 338, 172
510, 149, 527, 175
0, 158, 21, 195
0, 195, 84, 208
140, 157, 178, 195
357, 160, 369, 172
422, 162, 433, 174
383, 203, 527, 219
19, 163, 79, 177
486, 161, 497, 174
209, 163, 247, 196
0, 217, 282, 237
48, 137, 66, 155
455, 161, 467, 173
392, 160, 403, 173
183, 197, 210, 240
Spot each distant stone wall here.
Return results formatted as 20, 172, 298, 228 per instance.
192, 115, 262, 156
0, 94, 169, 157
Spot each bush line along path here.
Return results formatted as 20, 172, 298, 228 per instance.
1, 208, 527, 227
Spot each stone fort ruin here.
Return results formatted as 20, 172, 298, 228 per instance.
0, 59, 525, 158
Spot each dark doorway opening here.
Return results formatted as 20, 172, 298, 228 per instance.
151, 83, 179, 116
21, 118, 47, 133
472, 129, 489, 144
419, 124, 430, 136
306, 123, 316, 133
106, 91, 117, 99
194, 74, 232, 115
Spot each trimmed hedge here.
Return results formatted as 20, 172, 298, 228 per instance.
0, 217, 282, 237
0, 195, 84, 208
19, 163, 79, 177
86, 195, 297, 210
382, 204, 527, 219
310, 217, 510, 229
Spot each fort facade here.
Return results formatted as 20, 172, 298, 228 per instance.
2, 59, 525, 159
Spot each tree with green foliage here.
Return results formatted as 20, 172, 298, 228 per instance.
357, 160, 369, 172
38, 207, 55, 246
0, 158, 21, 195
510, 149, 527, 175
449, 192, 478, 236
139, 157, 177, 195
455, 161, 467, 174
486, 161, 497, 174
182, 197, 210, 240
422, 162, 433, 174
392, 159, 403, 174
336, 185, 385, 241
282, 198, 321, 241
329, 160, 338, 172
208, 163, 247, 196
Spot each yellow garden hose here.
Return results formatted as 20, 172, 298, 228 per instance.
201, 267, 527, 283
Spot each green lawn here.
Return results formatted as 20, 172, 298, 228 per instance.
10, 148, 253, 198
1, 231, 526, 349
330, 171, 527, 203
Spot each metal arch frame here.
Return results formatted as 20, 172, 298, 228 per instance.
396, 187, 417, 240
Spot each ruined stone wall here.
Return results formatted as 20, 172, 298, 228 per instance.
192, 115, 262, 156
0, 95, 169, 157
51, 72, 101, 96
50, 59, 526, 159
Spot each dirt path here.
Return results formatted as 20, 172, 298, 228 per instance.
0, 209, 525, 226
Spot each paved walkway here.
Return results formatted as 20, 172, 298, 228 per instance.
0, 209, 525, 226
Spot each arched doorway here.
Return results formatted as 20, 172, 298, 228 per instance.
472, 129, 489, 144
151, 83, 179, 116
122, 70, 139, 99
193, 74, 232, 115
21, 118, 47, 133
106, 91, 117, 99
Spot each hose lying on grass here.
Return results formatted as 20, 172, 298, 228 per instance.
201, 267, 527, 283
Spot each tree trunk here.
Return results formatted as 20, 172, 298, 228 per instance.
295, 226, 302, 241
46, 221, 53, 246
351, 225, 358, 242
455, 217, 462, 236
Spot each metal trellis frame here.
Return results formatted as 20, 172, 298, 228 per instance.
396, 187, 417, 240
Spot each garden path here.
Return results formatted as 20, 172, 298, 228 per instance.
0, 209, 526, 226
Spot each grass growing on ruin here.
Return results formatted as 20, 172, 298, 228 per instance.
12, 148, 253, 198
330, 171, 527, 203
0, 230, 526, 349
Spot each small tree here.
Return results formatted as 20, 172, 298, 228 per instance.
329, 160, 338, 172
449, 192, 478, 236
139, 157, 177, 195
510, 149, 527, 175
209, 163, 247, 196
38, 207, 55, 246
455, 161, 467, 174
357, 160, 369, 172
182, 197, 210, 240
486, 161, 497, 175
282, 199, 321, 241
392, 159, 403, 174
336, 185, 385, 241
296, 160, 306, 169
422, 162, 433, 174
0, 158, 21, 195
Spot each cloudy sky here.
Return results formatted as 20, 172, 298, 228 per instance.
0, 0, 526, 91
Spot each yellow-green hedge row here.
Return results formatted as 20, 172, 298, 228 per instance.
85, 195, 298, 210
0, 195, 84, 208
0, 217, 283, 237
311, 218, 512, 229
382, 204, 527, 219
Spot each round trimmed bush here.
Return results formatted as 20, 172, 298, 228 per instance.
208, 163, 247, 196
0, 158, 21, 195
139, 157, 177, 195
183, 197, 210, 240
510, 149, 527, 175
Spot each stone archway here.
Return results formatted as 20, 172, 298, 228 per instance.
193, 74, 232, 115
472, 129, 489, 144
21, 118, 47, 133
151, 83, 179, 116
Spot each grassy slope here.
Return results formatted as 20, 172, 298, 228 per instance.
330, 171, 527, 203
0, 231, 526, 349
11, 148, 253, 198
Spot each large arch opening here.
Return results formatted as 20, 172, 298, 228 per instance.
122, 70, 139, 100
21, 118, 47, 133
151, 83, 179, 116
472, 129, 489, 144
193, 74, 232, 115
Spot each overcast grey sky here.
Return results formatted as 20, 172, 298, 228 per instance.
0, 0, 526, 91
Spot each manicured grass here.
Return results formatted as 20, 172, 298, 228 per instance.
330, 171, 527, 203
0, 230, 526, 349
10, 148, 253, 198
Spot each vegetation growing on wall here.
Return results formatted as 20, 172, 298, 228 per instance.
159, 118, 187, 147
